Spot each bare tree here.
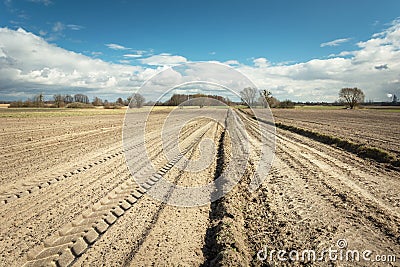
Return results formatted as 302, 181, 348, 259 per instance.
92, 97, 103, 106
33, 93, 44, 107
74, 94, 89, 104
129, 93, 145, 108
116, 97, 124, 106
64, 94, 73, 103
339, 87, 365, 109
392, 94, 398, 103
260, 89, 280, 108
53, 94, 65, 108
240, 87, 258, 107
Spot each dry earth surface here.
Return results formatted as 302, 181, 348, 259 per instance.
272, 108, 400, 157
0, 107, 399, 266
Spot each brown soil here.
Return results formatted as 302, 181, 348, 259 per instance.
272, 108, 400, 157
0, 108, 399, 266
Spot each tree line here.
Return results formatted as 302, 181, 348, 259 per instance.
8, 87, 372, 109
159, 93, 233, 107
9, 93, 146, 108
241, 87, 369, 109
240, 87, 295, 108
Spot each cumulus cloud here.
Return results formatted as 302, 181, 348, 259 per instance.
320, 38, 351, 47
0, 27, 157, 100
1, 19, 400, 102
105, 43, 130, 50
253, 57, 269, 68
140, 53, 187, 66
238, 21, 400, 102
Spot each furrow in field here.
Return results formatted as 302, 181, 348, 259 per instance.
239, 111, 400, 266
21, 117, 213, 267
0, 124, 180, 204
74, 113, 227, 267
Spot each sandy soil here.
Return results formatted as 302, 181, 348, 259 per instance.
229, 110, 400, 266
0, 107, 399, 266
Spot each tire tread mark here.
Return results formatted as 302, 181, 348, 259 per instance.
22, 129, 206, 267
1, 131, 166, 205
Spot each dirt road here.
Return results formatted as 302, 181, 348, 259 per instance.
0, 108, 399, 266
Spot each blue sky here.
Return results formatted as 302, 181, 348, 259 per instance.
1, 0, 400, 102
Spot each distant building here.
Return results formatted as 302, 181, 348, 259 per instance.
393, 94, 398, 103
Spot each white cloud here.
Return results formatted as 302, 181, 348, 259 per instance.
0, 47, 6, 57
105, 43, 130, 50
140, 54, 187, 66
123, 50, 146, 58
123, 53, 142, 58
91, 51, 102, 56
253, 57, 269, 68
52, 21, 64, 32
50, 22, 84, 33
237, 22, 400, 102
118, 60, 131, 64
67, 24, 84, 31
320, 38, 351, 47
224, 60, 240, 65
1, 19, 400, 102
239, 22, 400, 101
0, 27, 157, 99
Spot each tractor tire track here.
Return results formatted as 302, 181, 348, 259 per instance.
22, 120, 211, 267
237, 110, 400, 266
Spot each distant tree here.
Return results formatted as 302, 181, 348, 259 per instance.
74, 94, 89, 104
225, 97, 233, 106
339, 87, 365, 109
259, 89, 280, 108
116, 97, 124, 106
145, 100, 156, 106
392, 94, 398, 103
166, 94, 186, 106
64, 94, 73, 103
129, 93, 145, 108
33, 93, 44, 107
240, 87, 258, 107
9, 100, 24, 108
278, 100, 295, 108
25, 98, 33, 107
92, 97, 103, 106
53, 94, 65, 108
